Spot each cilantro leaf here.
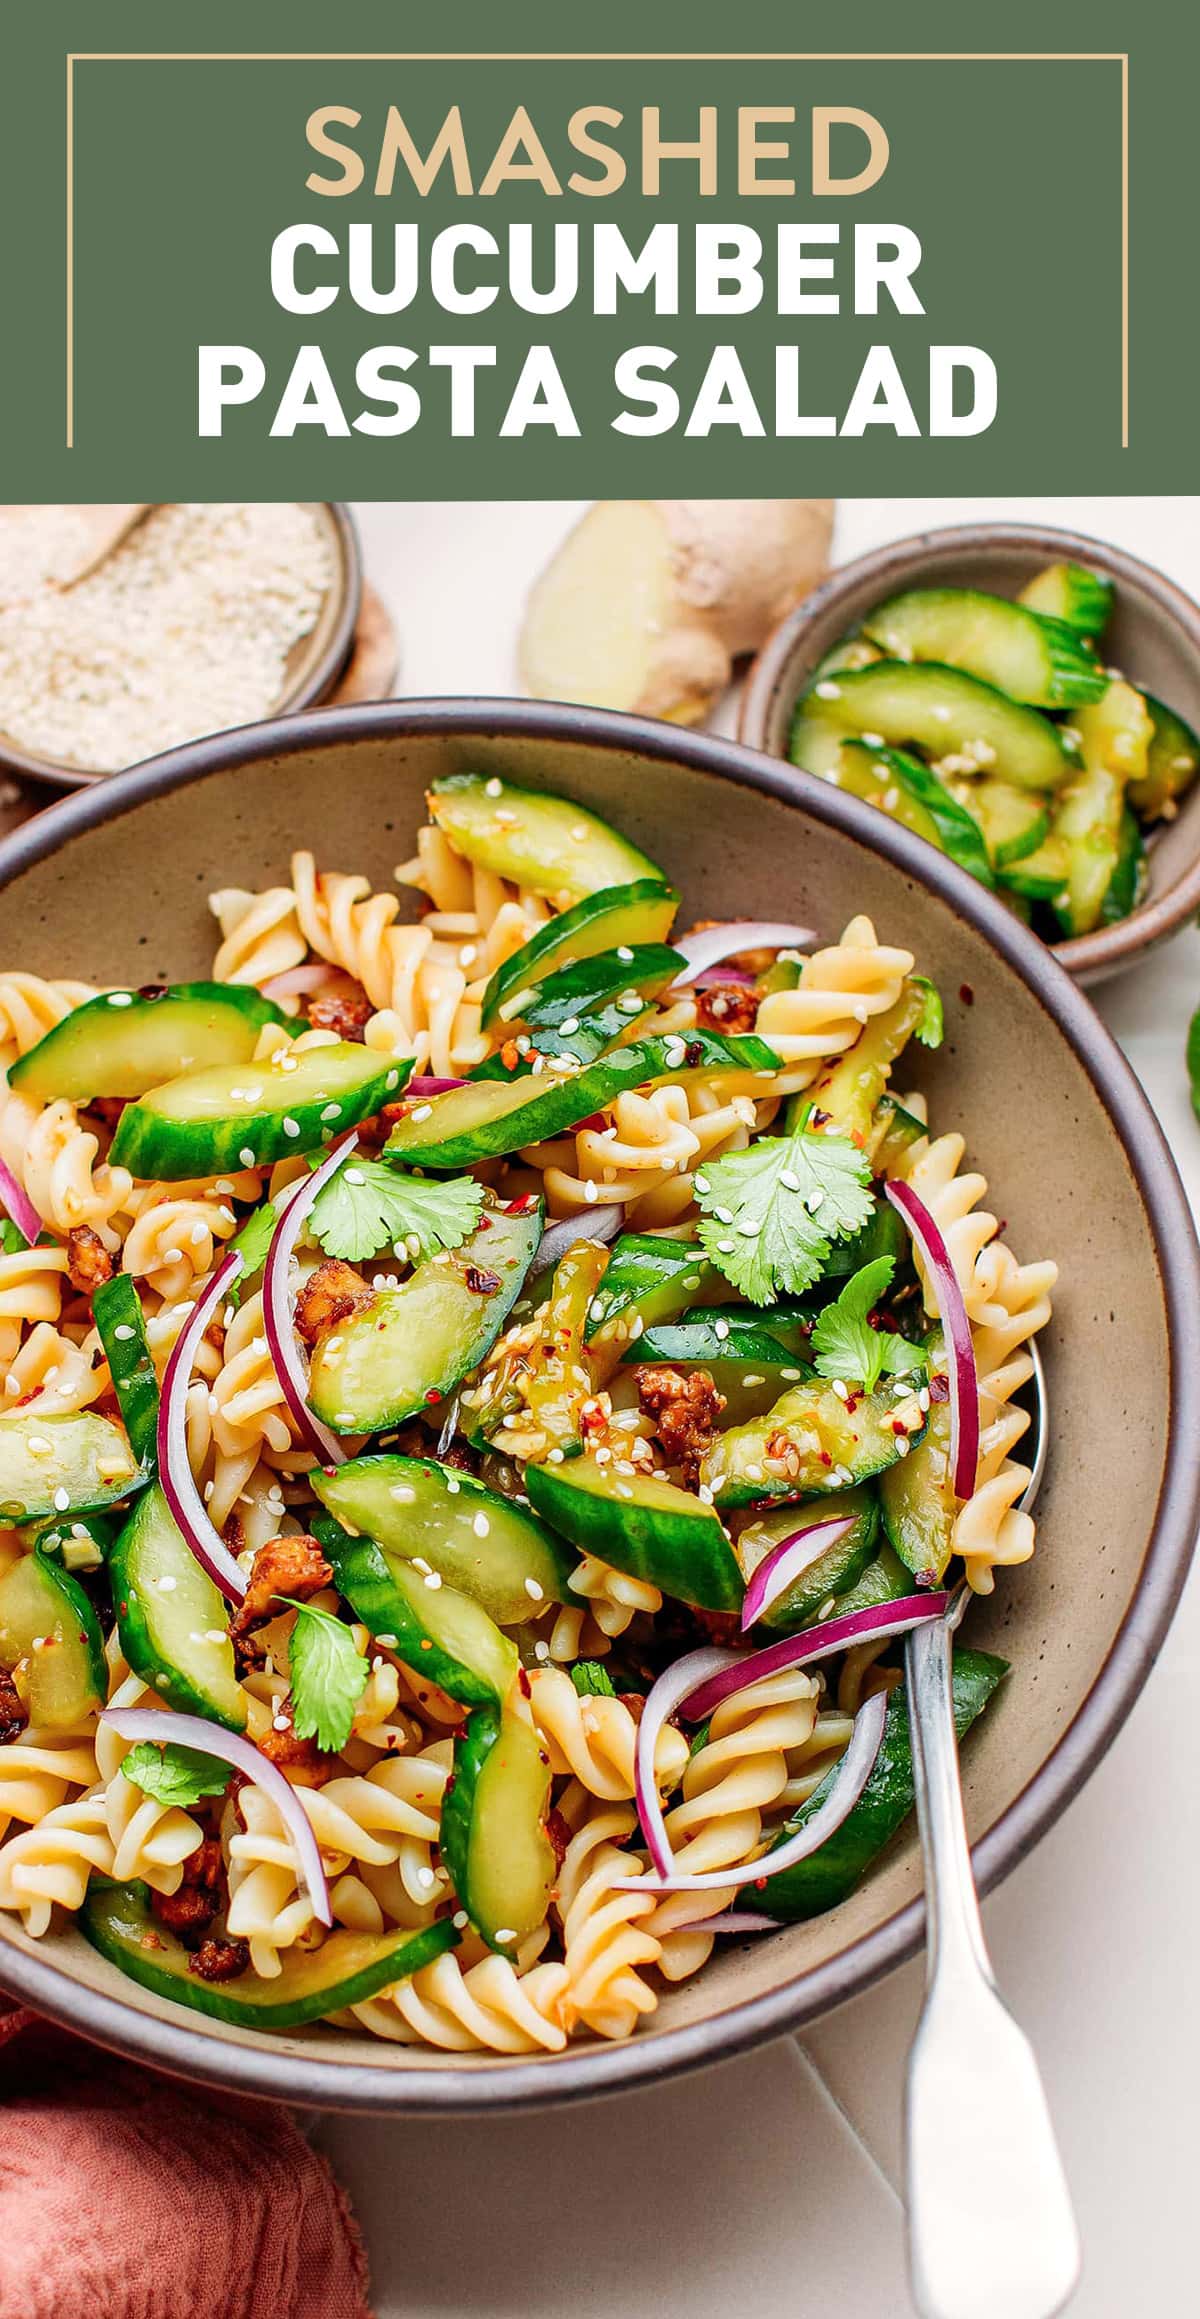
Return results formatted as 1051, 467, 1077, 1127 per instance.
0, 1220, 28, 1256
695, 1116, 874, 1304
912, 977, 944, 1048
811, 1257, 930, 1393
570, 1660, 616, 1698
310, 1157, 483, 1265
286, 1599, 369, 1753
121, 1740, 232, 1810
225, 1201, 278, 1307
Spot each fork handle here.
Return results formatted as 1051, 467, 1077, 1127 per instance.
902, 1616, 1081, 2319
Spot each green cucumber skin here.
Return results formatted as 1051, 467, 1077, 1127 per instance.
0, 1411, 142, 1525
863, 588, 1107, 710
735, 1487, 880, 1633
758, 1650, 1009, 1920
429, 772, 665, 900
700, 1381, 926, 1510
966, 778, 1051, 869
584, 1236, 723, 1345
110, 1047, 410, 1181
9, 982, 288, 1104
109, 1485, 246, 1732
1099, 806, 1147, 928
481, 881, 680, 1028
385, 1033, 780, 1171
793, 661, 1071, 793
82, 1881, 458, 2029
509, 944, 686, 1032
1127, 694, 1200, 820
308, 1200, 543, 1434
629, 1316, 809, 1424
1017, 561, 1113, 641
0, 1548, 107, 1726
525, 1456, 744, 1614
827, 1540, 913, 1617
440, 1707, 555, 1954
92, 1274, 159, 1471
311, 1453, 578, 1620
317, 1517, 517, 1709
842, 743, 996, 889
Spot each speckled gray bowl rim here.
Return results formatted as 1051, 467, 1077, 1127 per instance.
737, 519, 1200, 983
1, 697, 1197, 2117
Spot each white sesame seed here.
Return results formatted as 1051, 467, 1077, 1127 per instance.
389, 1484, 416, 1503
452, 1908, 470, 1929
113, 1323, 135, 1342
107, 991, 134, 1007
742, 1373, 765, 1388
282, 1116, 301, 1138
534, 1640, 550, 1661
805, 1191, 824, 1214
495, 1927, 518, 1944
815, 680, 841, 700
411, 1104, 432, 1122
156, 1574, 178, 1593
737, 1218, 762, 1238
239, 1148, 256, 1167
779, 1170, 801, 1193
53, 1486, 70, 1512
618, 993, 643, 1013
280, 1054, 299, 1073
545, 1446, 565, 1465
714, 1318, 730, 1341
321, 1104, 341, 1122
713, 1205, 733, 1225
26, 1436, 51, 1456
472, 1511, 490, 1537
717, 1238, 735, 1255
524, 1577, 545, 1601
485, 777, 503, 797
559, 1016, 580, 1036
831, 1378, 849, 1401
424, 1571, 444, 1590
446, 1477, 461, 1494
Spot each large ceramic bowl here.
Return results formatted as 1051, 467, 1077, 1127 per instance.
1, 701, 1196, 2115
738, 522, 1200, 985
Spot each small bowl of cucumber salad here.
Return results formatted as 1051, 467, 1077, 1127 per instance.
739, 523, 1200, 982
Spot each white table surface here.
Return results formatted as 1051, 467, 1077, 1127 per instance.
314, 496, 1200, 2318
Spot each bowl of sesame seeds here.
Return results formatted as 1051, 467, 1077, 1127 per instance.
0, 502, 361, 790
738, 521, 1200, 983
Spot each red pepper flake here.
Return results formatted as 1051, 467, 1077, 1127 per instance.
465, 1266, 502, 1295
500, 1041, 522, 1072
818, 1450, 832, 1467
517, 1667, 532, 1699
809, 1106, 831, 1129
684, 1041, 704, 1068
928, 1372, 950, 1403
505, 1194, 540, 1214
424, 1389, 442, 1405
959, 982, 975, 1006
575, 1112, 608, 1133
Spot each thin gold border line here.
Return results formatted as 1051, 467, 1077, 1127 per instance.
64, 50, 1129, 454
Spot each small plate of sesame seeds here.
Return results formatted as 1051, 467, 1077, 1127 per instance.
0, 501, 361, 789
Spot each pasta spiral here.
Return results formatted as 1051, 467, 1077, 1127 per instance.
527, 1082, 755, 1227
756, 916, 914, 1095
0, 1084, 132, 1242
209, 886, 305, 985
0, 1727, 98, 1841
349, 1948, 570, 2053
527, 1666, 688, 1801
0, 973, 95, 1062
0, 1790, 115, 1936
555, 1794, 663, 2039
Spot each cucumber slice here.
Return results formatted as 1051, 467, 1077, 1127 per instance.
385, 1032, 780, 1171
879, 1336, 954, 1584
1100, 807, 1146, 927
482, 881, 680, 1028
1018, 561, 1113, 641
1048, 681, 1153, 937
964, 777, 1050, 868
92, 1274, 158, 1471
311, 1454, 577, 1623
735, 1485, 879, 1632
440, 1707, 555, 1954
863, 588, 1107, 710
110, 1045, 410, 1182
1126, 693, 1200, 819
10, 983, 288, 1105
0, 1549, 106, 1727
797, 980, 929, 1145
316, 1515, 518, 1708
470, 1238, 607, 1457
810, 635, 883, 682
997, 831, 1072, 904
826, 741, 944, 854
0, 1411, 140, 1526
584, 1235, 726, 1348
819, 1194, 910, 1273
828, 1539, 913, 1618
629, 1312, 811, 1423
109, 1484, 246, 1730
841, 743, 995, 888
308, 1198, 542, 1434
756, 1651, 1008, 1921
699, 1381, 926, 1509
525, 1454, 743, 1612
83, 1881, 457, 2028
429, 773, 665, 902
473, 944, 686, 1075
794, 662, 1072, 792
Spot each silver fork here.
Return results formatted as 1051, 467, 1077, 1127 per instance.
904, 1343, 1081, 2319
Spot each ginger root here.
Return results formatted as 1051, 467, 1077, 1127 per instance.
519, 498, 834, 724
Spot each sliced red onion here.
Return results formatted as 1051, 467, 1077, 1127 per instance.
261, 1132, 359, 1466
407, 1075, 467, 1098
690, 964, 757, 993
102, 1705, 331, 1927
741, 1512, 857, 1632
672, 922, 817, 985
681, 1594, 949, 1722
436, 1394, 460, 1458
260, 963, 331, 1005
618, 1689, 889, 1897
158, 1251, 249, 1603
0, 1156, 43, 1249
886, 1178, 980, 1502
675, 1910, 781, 1934
632, 1647, 732, 1878
535, 1207, 624, 1273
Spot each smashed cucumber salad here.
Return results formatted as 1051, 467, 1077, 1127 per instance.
0, 774, 1053, 2050
790, 560, 1199, 941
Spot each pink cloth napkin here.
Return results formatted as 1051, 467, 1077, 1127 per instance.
0, 2001, 372, 2319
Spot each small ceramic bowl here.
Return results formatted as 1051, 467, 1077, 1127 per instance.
738, 522, 1200, 984
0, 699, 1197, 2114
0, 503, 362, 792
